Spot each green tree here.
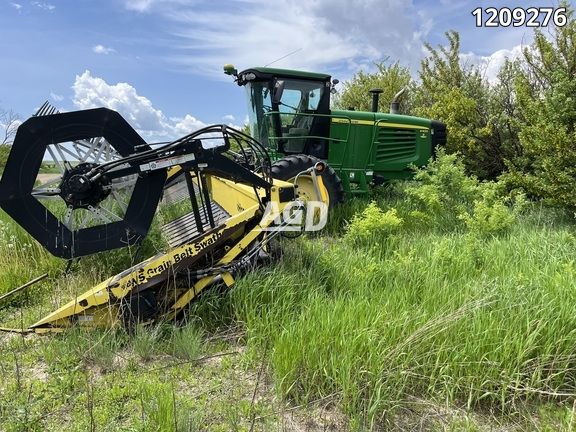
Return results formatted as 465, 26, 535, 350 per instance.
414, 31, 521, 179
333, 61, 414, 114
505, 5, 576, 209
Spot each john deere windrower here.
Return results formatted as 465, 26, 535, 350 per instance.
0, 105, 327, 333
225, 65, 447, 204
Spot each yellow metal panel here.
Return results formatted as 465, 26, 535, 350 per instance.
331, 117, 428, 131
168, 198, 291, 316
208, 176, 261, 215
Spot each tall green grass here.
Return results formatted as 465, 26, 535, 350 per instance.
224, 155, 576, 427
228, 207, 576, 426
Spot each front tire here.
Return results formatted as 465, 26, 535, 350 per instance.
271, 155, 345, 207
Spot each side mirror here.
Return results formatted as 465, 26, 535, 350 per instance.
330, 78, 339, 94
273, 80, 285, 105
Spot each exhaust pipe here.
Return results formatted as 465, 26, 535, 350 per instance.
390, 87, 407, 114
368, 88, 383, 113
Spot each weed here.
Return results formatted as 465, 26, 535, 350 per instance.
132, 324, 162, 361
171, 323, 204, 360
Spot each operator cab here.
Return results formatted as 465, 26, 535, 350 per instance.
231, 67, 333, 159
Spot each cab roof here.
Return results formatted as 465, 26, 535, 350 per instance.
238, 67, 331, 82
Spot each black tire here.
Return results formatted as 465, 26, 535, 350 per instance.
271, 155, 345, 207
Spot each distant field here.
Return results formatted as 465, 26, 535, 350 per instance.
0, 162, 60, 179
38, 162, 61, 174
0, 164, 575, 430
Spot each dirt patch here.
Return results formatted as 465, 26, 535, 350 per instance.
0, 330, 38, 344
28, 362, 49, 382
280, 403, 348, 432
36, 173, 60, 184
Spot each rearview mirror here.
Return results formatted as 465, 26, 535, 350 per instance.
273, 80, 285, 105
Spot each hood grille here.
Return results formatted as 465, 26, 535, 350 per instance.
375, 128, 417, 162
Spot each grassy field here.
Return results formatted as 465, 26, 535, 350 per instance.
1, 157, 576, 431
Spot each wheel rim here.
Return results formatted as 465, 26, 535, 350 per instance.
292, 174, 330, 207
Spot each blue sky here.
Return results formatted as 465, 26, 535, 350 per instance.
0, 0, 573, 141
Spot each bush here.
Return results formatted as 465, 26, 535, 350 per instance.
405, 151, 478, 229
414, 31, 521, 179
333, 61, 415, 114
459, 184, 527, 237
345, 202, 403, 245
404, 151, 525, 236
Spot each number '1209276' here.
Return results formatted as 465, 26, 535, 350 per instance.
472, 7, 567, 27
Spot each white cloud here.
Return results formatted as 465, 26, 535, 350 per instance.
461, 45, 524, 84
128, 0, 429, 76
117, 0, 540, 97
222, 114, 235, 122
171, 115, 207, 135
10, 3, 22, 10
31, 1, 55, 11
123, 0, 154, 12
123, 0, 193, 12
72, 70, 207, 141
50, 92, 64, 102
119, 0, 535, 94
92, 44, 116, 55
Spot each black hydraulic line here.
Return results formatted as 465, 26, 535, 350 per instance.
184, 170, 204, 234
102, 165, 141, 181
89, 124, 271, 183
227, 130, 272, 209
87, 124, 224, 177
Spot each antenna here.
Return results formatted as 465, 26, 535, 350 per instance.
264, 48, 302, 67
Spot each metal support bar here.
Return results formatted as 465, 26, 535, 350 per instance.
0, 274, 48, 304
200, 173, 215, 227
184, 171, 204, 234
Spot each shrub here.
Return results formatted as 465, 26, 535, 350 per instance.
505, 6, 576, 210
345, 202, 402, 245
459, 185, 527, 237
405, 150, 478, 229
333, 61, 415, 114
414, 31, 521, 179
405, 151, 526, 235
